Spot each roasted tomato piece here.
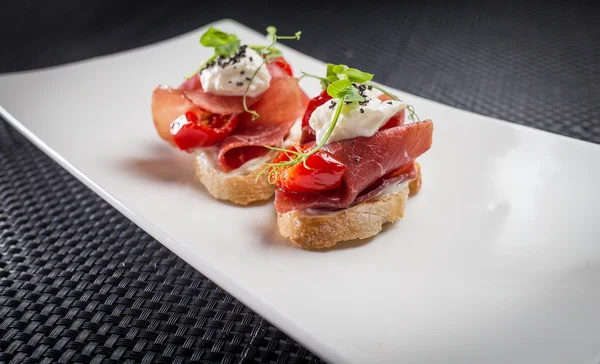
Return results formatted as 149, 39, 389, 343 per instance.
300, 90, 332, 144
271, 145, 346, 193
170, 108, 238, 151
267, 56, 295, 77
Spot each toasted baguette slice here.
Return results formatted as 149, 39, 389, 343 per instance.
194, 150, 278, 205
277, 162, 422, 249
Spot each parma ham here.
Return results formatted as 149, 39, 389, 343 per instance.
218, 77, 306, 171
274, 120, 433, 213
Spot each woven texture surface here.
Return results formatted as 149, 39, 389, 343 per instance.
0, 121, 322, 364
1, 0, 599, 363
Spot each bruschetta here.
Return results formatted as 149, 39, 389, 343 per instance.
151, 26, 307, 204
268, 64, 433, 248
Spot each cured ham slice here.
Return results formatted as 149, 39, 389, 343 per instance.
274, 120, 433, 213
152, 85, 196, 144
178, 74, 261, 115
218, 77, 305, 171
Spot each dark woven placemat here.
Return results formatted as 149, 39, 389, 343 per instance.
1, 0, 599, 363
0, 121, 323, 364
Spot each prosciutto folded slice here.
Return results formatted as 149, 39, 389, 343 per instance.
218, 77, 306, 171
275, 120, 433, 213
151, 74, 260, 144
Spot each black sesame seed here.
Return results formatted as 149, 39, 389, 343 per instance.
367, 85, 373, 90
355, 157, 360, 163
350, 141, 355, 146
245, 77, 251, 81
236, 82, 243, 86
387, 101, 393, 105
240, 70, 245, 75
249, 57, 253, 61
228, 81, 232, 83
360, 108, 364, 113
212, 45, 251, 69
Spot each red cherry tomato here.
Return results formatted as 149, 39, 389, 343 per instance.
270, 56, 294, 77
300, 90, 332, 144
272, 145, 346, 193
381, 108, 405, 130
170, 108, 238, 151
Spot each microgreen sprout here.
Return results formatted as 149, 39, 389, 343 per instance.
243, 26, 301, 120
184, 27, 241, 79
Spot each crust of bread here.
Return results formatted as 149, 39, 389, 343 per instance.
408, 161, 422, 196
194, 154, 277, 205
277, 162, 422, 250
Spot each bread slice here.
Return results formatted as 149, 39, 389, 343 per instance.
194, 152, 277, 205
277, 162, 422, 249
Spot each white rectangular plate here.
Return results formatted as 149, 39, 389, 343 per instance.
2, 19, 600, 364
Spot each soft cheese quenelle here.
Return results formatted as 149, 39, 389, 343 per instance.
200, 46, 271, 98
309, 88, 406, 144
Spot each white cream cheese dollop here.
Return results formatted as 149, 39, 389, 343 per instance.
200, 46, 271, 98
308, 89, 406, 144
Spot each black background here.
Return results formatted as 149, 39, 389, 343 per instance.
1, 1, 599, 363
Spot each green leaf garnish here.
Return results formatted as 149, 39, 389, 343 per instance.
345, 68, 373, 83
214, 39, 241, 57
200, 27, 238, 48
325, 63, 335, 77
326, 80, 352, 98
331, 64, 348, 76
325, 80, 365, 103
338, 85, 365, 103
184, 27, 242, 79
302, 63, 374, 89
198, 27, 241, 58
